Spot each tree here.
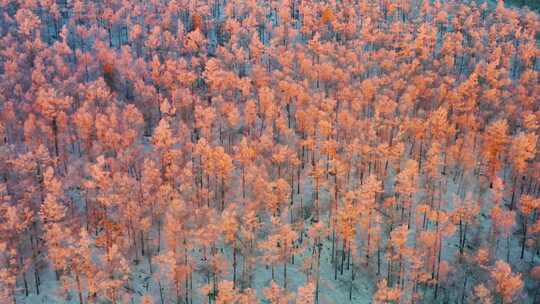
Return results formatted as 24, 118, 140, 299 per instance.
40, 193, 69, 279
372, 279, 401, 304
215, 280, 239, 304
40, 167, 72, 282
185, 28, 207, 54
152, 118, 176, 152
481, 119, 508, 186
0, 243, 18, 304
263, 280, 294, 304
234, 137, 256, 199
388, 224, 410, 289
472, 283, 493, 304
451, 193, 480, 255
509, 132, 537, 175
490, 260, 523, 304
157, 194, 195, 303
221, 204, 240, 288
35, 87, 73, 160
212, 146, 233, 211
336, 198, 358, 283
296, 281, 315, 304
15, 8, 41, 37
259, 216, 300, 290
518, 194, 539, 259
95, 244, 130, 304
490, 205, 515, 261
395, 159, 418, 226
508, 132, 537, 209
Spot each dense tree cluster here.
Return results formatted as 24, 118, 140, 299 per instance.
0, 0, 539, 303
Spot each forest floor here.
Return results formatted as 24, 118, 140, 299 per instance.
16, 169, 540, 303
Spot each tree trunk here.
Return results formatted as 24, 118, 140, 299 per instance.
349, 261, 355, 300
18, 249, 29, 297
521, 217, 528, 259
30, 233, 40, 295
233, 245, 237, 288
315, 243, 321, 304
76, 270, 84, 304
377, 245, 381, 276
283, 261, 287, 290
52, 117, 59, 159
506, 235, 511, 263
434, 235, 442, 299
140, 231, 145, 256
242, 166, 245, 199
461, 275, 468, 304
158, 279, 164, 304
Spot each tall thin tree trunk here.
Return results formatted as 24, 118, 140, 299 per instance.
521, 217, 528, 259
76, 270, 84, 304
52, 117, 59, 159
349, 261, 355, 300
283, 261, 287, 290
233, 245, 237, 289
315, 242, 321, 304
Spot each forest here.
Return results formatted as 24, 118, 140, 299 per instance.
0, 0, 539, 303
